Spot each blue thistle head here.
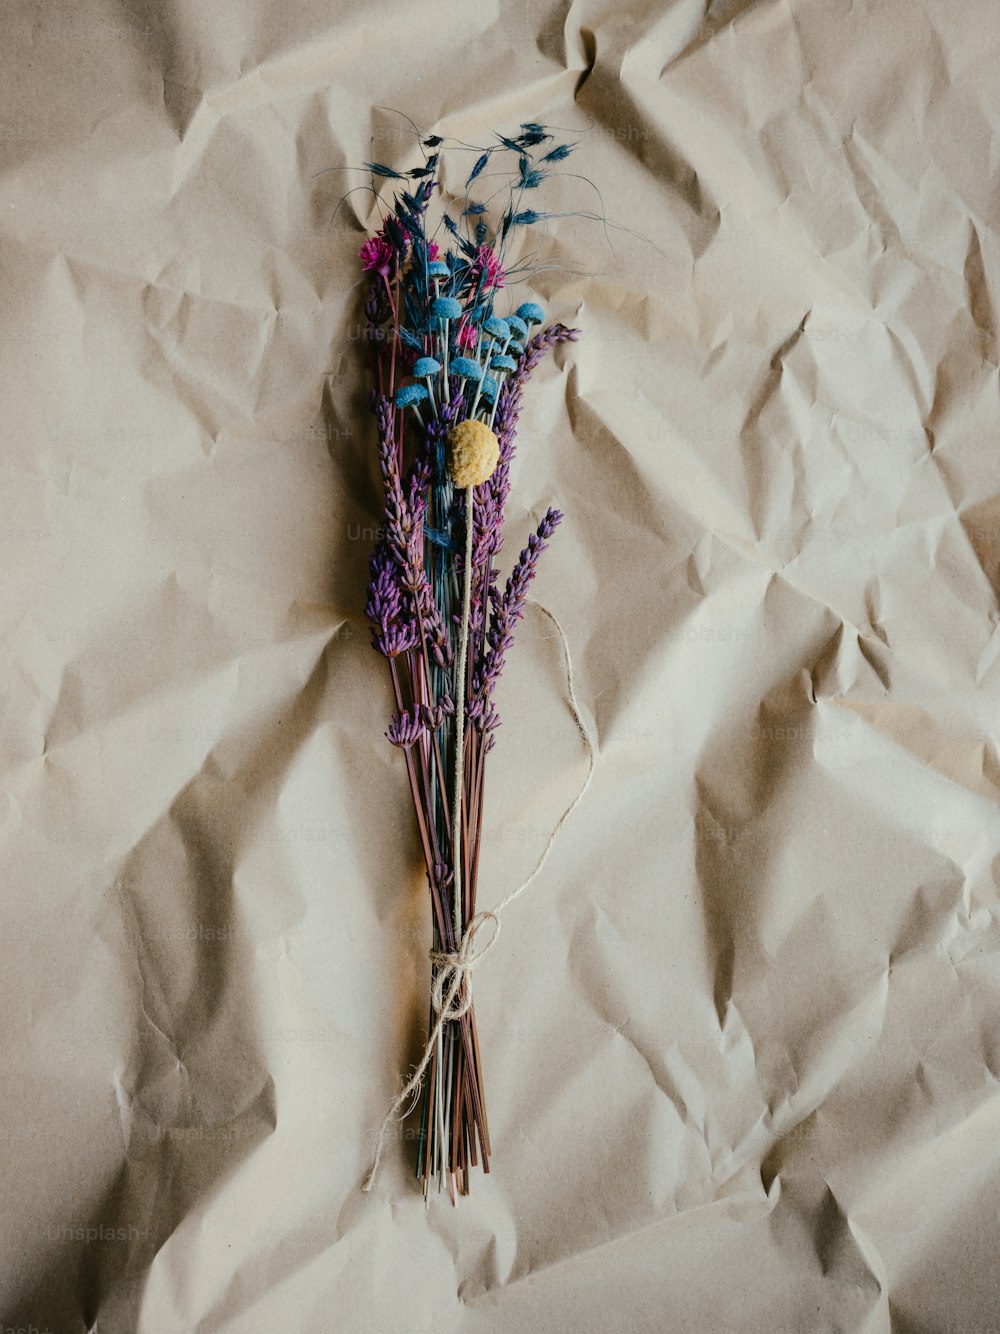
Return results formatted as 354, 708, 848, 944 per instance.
450, 357, 483, 380
394, 383, 428, 408
483, 316, 510, 341
431, 296, 462, 321
516, 302, 544, 326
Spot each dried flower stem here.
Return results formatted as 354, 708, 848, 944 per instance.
451, 484, 474, 943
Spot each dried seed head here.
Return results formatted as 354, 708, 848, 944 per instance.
446, 419, 500, 488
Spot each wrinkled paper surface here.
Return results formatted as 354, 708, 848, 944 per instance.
2, 0, 999, 1329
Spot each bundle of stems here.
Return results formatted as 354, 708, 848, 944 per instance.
359, 122, 580, 1199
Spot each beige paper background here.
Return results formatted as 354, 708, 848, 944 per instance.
1, 0, 999, 1329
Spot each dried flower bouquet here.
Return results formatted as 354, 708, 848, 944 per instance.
356, 123, 582, 1201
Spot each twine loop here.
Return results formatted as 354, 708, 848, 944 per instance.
429, 911, 501, 1021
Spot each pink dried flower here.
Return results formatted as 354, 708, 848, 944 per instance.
360, 234, 394, 277
471, 244, 505, 289
456, 322, 479, 351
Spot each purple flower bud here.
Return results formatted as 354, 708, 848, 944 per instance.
420, 692, 456, 730
386, 707, 426, 748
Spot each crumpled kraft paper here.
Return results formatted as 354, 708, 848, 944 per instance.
1, 0, 999, 1329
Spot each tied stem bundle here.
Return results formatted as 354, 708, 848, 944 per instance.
357, 122, 588, 1201
362, 602, 595, 1196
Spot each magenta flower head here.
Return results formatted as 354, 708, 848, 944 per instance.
360, 234, 394, 277
471, 245, 505, 290
456, 323, 479, 351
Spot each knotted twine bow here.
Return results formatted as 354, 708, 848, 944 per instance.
361, 599, 596, 1192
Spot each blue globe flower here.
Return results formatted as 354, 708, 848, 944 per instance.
394, 383, 428, 407
431, 296, 462, 321
483, 316, 510, 340
516, 302, 544, 325
450, 357, 483, 380
506, 314, 528, 340
490, 355, 517, 372
427, 261, 450, 278
413, 357, 441, 376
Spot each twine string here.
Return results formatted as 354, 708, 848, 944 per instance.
361, 597, 597, 1193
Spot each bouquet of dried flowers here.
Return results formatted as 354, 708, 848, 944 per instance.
355, 122, 585, 1201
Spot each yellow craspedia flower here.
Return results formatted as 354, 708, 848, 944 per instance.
447, 419, 500, 488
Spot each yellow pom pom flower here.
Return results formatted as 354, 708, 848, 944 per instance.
446, 419, 500, 488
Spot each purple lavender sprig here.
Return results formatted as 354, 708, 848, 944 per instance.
468, 506, 564, 730
366, 545, 418, 658
476, 323, 579, 554
372, 394, 454, 669
469, 324, 579, 635
496, 324, 580, 426
375, 397, 413, 566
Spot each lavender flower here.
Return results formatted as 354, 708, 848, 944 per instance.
370, 396, 454, 668
375, 398, 411, 565
479, 324, 579, 554
366, 545, 400, 634
420, 692, 455, 731
493, 325, 580, 471
403, 459, 431, 582
366, 544, 418, 658
468, 507, 564, 728
415, 579, 454, 669
378, 621, 420, 658
386, 706, 426, 748
464, 325, 578, 652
